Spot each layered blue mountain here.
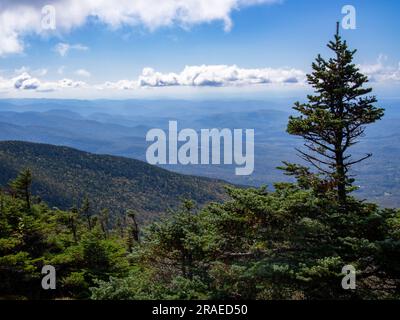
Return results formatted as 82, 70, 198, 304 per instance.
1, 98, 399, 208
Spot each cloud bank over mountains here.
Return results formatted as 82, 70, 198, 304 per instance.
0, 64, 305, 93
0, 72, 87, 93
137, 65, 305, 87
1, 58, 399, 95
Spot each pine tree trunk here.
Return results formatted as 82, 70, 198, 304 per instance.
86, 215, 92, 231
24, 185, 31, 210
335, 150, 347, 207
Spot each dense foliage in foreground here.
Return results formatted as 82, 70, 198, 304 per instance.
0, 171, 130, 299
91, 174, 400, 300
1, 169, 399, 300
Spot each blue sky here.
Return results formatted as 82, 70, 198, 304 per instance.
1, 0, 400, 99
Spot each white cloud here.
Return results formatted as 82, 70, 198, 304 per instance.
359, 55, 400, 82
0, 71, 87, 92
54, 78, 87, 88
75, 68, 91, 78
54, 42, 89, 57
13, 72, 41, 90
0, 64, 304, 95
0, 0, 280, 56
36, 78, 88, 92
0, 4, 41, 56
5, 58, 400, 97
137, 65, 305, 87
99, 80, 137, 90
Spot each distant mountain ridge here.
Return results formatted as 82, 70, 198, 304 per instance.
1, 99, 400, 207
0, 141, 229, 222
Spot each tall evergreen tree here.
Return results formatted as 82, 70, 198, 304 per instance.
80, 196, 93, 231
287, 24, 384, 206
127, 210, 140, 246
99, 208, 110, 238
9, 168, 33, 210
68, 207, 79, 243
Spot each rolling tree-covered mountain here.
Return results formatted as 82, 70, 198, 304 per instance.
0, 141, 228, 222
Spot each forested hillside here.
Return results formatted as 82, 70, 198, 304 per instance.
0, 141, 228, 222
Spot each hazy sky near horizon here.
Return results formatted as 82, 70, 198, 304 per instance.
0, 0, 400, 99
